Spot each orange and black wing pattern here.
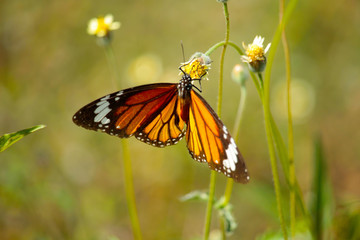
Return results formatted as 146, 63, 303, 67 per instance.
73, 83, 186, 147
185, 90, 249, 183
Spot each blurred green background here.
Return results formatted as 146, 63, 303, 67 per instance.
1, 0, 359, 239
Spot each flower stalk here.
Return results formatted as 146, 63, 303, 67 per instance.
279, 0, 296, 237
261, 0, 300, 237
105, 45, 143, 240
204, 2, 230, 240
89, 15, 143, 240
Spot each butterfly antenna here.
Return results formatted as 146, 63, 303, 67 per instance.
180, 41, 186, 63
198, 78, 202, 92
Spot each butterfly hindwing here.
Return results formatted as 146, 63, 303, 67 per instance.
73, 83, 186, 147
185, 90, 249, 183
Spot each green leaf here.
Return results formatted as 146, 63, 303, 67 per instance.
256, 219, 312, 240
179, 190, 209, 202
333, 204, 360, 240
309, 135, 334, 239
0, 125, 46, 152
269, 115, 307, 217
218, 204, 237, 235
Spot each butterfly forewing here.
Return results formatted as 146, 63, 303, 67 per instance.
73, 83, 186, 147
73, 75, 249, 183
185, 90, 249, 183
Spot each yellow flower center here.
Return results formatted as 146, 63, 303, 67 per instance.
246, 44, 265, 62
88, 14, 120, 38
94, 17, 110, 35
182, 58, 208, 79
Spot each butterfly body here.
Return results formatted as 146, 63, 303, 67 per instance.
73, 72, 249, 183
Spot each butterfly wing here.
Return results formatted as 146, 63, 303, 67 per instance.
73, 83, 186, 147
185, 90, 249, 183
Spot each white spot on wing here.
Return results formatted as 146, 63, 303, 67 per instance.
94, 106, 111, 123
95, 101, 110, 114
101, 95, 110, 101
223, 126, 228, 134
101, 117, 110, 125
224, 137, 239, 172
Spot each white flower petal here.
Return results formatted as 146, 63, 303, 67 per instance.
87, 19, 99, 34
110, 22, 121, 30
241, 55, 250, 63
265, 43, 271, 54
253, 35, 264, 47
104, 14, 114, 25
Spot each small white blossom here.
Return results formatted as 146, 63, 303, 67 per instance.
87, 14, 121, 38
241, 36, 271, 72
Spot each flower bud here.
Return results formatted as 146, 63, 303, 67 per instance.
231, 64, 248, 85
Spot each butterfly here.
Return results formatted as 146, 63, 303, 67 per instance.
72, 56, 249, 183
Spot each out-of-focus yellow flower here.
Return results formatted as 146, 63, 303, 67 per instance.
241, 36, 271, 73
128, 53, 163, 84
87, 14, 121, 38
180, 52, 211, 80
273, 79, 315, 124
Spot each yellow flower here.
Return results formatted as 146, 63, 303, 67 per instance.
180, 52, 211, 80
87, 14, 121, 38
241, 36, 271, 72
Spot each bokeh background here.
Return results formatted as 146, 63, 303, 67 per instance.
1, 0, 359, 239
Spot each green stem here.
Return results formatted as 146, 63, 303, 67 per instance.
261, 0, 298, 238
204, 2, 230, 240
279, 0, 296, 236
233, 85, 247, 153
121, 140, 143, 240
204, 172, 217, 240
205, 41, 263, 102
219, 83, 247, 239
217, 3, 230, 115
104, 44, 142, 240
104, 44, 120, 87
223, 84, 247, 206
205, 41, 243, 57
260, 74, 288, 239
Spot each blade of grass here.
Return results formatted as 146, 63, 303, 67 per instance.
310, 135, 335, 240
104, 44, 143, 240
0, 125, 46, 153
204, 2, 230, 240
279, 0, 296, 236
312, 136, 325, 239
269, 115, 307, 217
261, 0, 299, 237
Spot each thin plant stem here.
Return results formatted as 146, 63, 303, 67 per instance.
233, 85, 247, 142
223, 84, 247, 206
204, 2, 230, 240
104, 44, 143, 240
259, 73, 288, 240
279, 0, 296, 237
121, 140, 143, 240
205, 41, 263, 102
104, 43, 120, 87
204, 172, 217, 240
220, 84, 247, 240
217, 2, 230, 115
206, 41, 243, 57
261, 0, 298, 237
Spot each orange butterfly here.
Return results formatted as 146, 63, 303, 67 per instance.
73, 56, 249, 183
